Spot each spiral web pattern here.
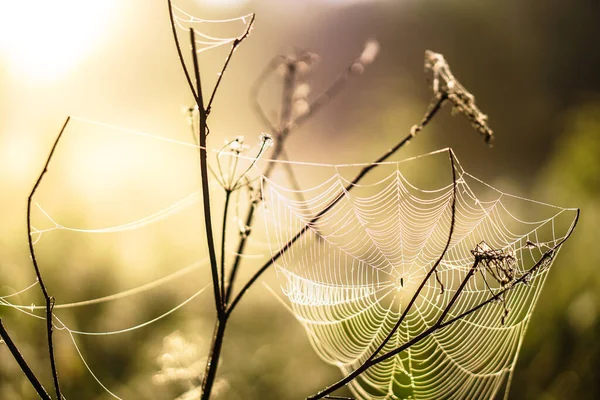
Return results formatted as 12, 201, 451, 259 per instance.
262, 150, 577, 400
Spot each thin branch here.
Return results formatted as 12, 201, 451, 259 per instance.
206, 14, 256, 115
0, 319, 52, 400
409, 93, 447, 137
167, 0, 198, 101
436, 258, 480, 325
27, 117, 70, 400
190, 28, 223, 314
307, 149, 458, 400
220, 191, 232, 304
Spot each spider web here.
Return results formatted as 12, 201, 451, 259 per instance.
261, 149, 578, 400
170, 4, 254, 54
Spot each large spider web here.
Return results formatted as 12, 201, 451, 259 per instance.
261, 149, 578, 400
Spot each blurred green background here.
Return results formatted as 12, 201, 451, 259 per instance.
1, 0, 599, 399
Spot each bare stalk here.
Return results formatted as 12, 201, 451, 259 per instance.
27, 117, 70, 400
206, 14, 256, 115
190, 28, 223, 316
167, 0, 198, 101
220, 191, 232, 303
0, 319, 51, 400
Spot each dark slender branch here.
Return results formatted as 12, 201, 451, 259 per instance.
307, 149, 458, 400
206, 14, 256, 115
228, 91, 448, 316
167, 0, 198, 101
437, 258, 479, 325
201, 316, 227, 400
0, 319, 52, 400
220, 191, 232, 305
410, 93, 447, 137
224, 203, 256, 305
27, 117, 69, 400
191, 28, 223, 315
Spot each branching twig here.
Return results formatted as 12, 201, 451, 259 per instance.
27, 117, 70, 400
0, 319, 52, 400
190, 28, 223, 316
167, 0, 198, 101
220, 191, 232, 304
206, 14, 256, 115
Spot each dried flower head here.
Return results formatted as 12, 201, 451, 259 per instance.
424, 50, 494, 146
260, 132, 274, 148
471, 241, 517, 287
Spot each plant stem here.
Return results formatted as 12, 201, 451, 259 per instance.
206, 14, 255, 115
220, 191, 232, 305
167, 0, 197, 101
190, 28, 223, 315
201, 316, 228, 400
0, 319, 52, 400
27, 117, 70, 400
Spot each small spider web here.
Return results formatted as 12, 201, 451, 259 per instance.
170, 4, 253, 54
260, 149, 578, 400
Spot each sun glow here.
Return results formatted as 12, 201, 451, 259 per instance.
0, 0, 115, 81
